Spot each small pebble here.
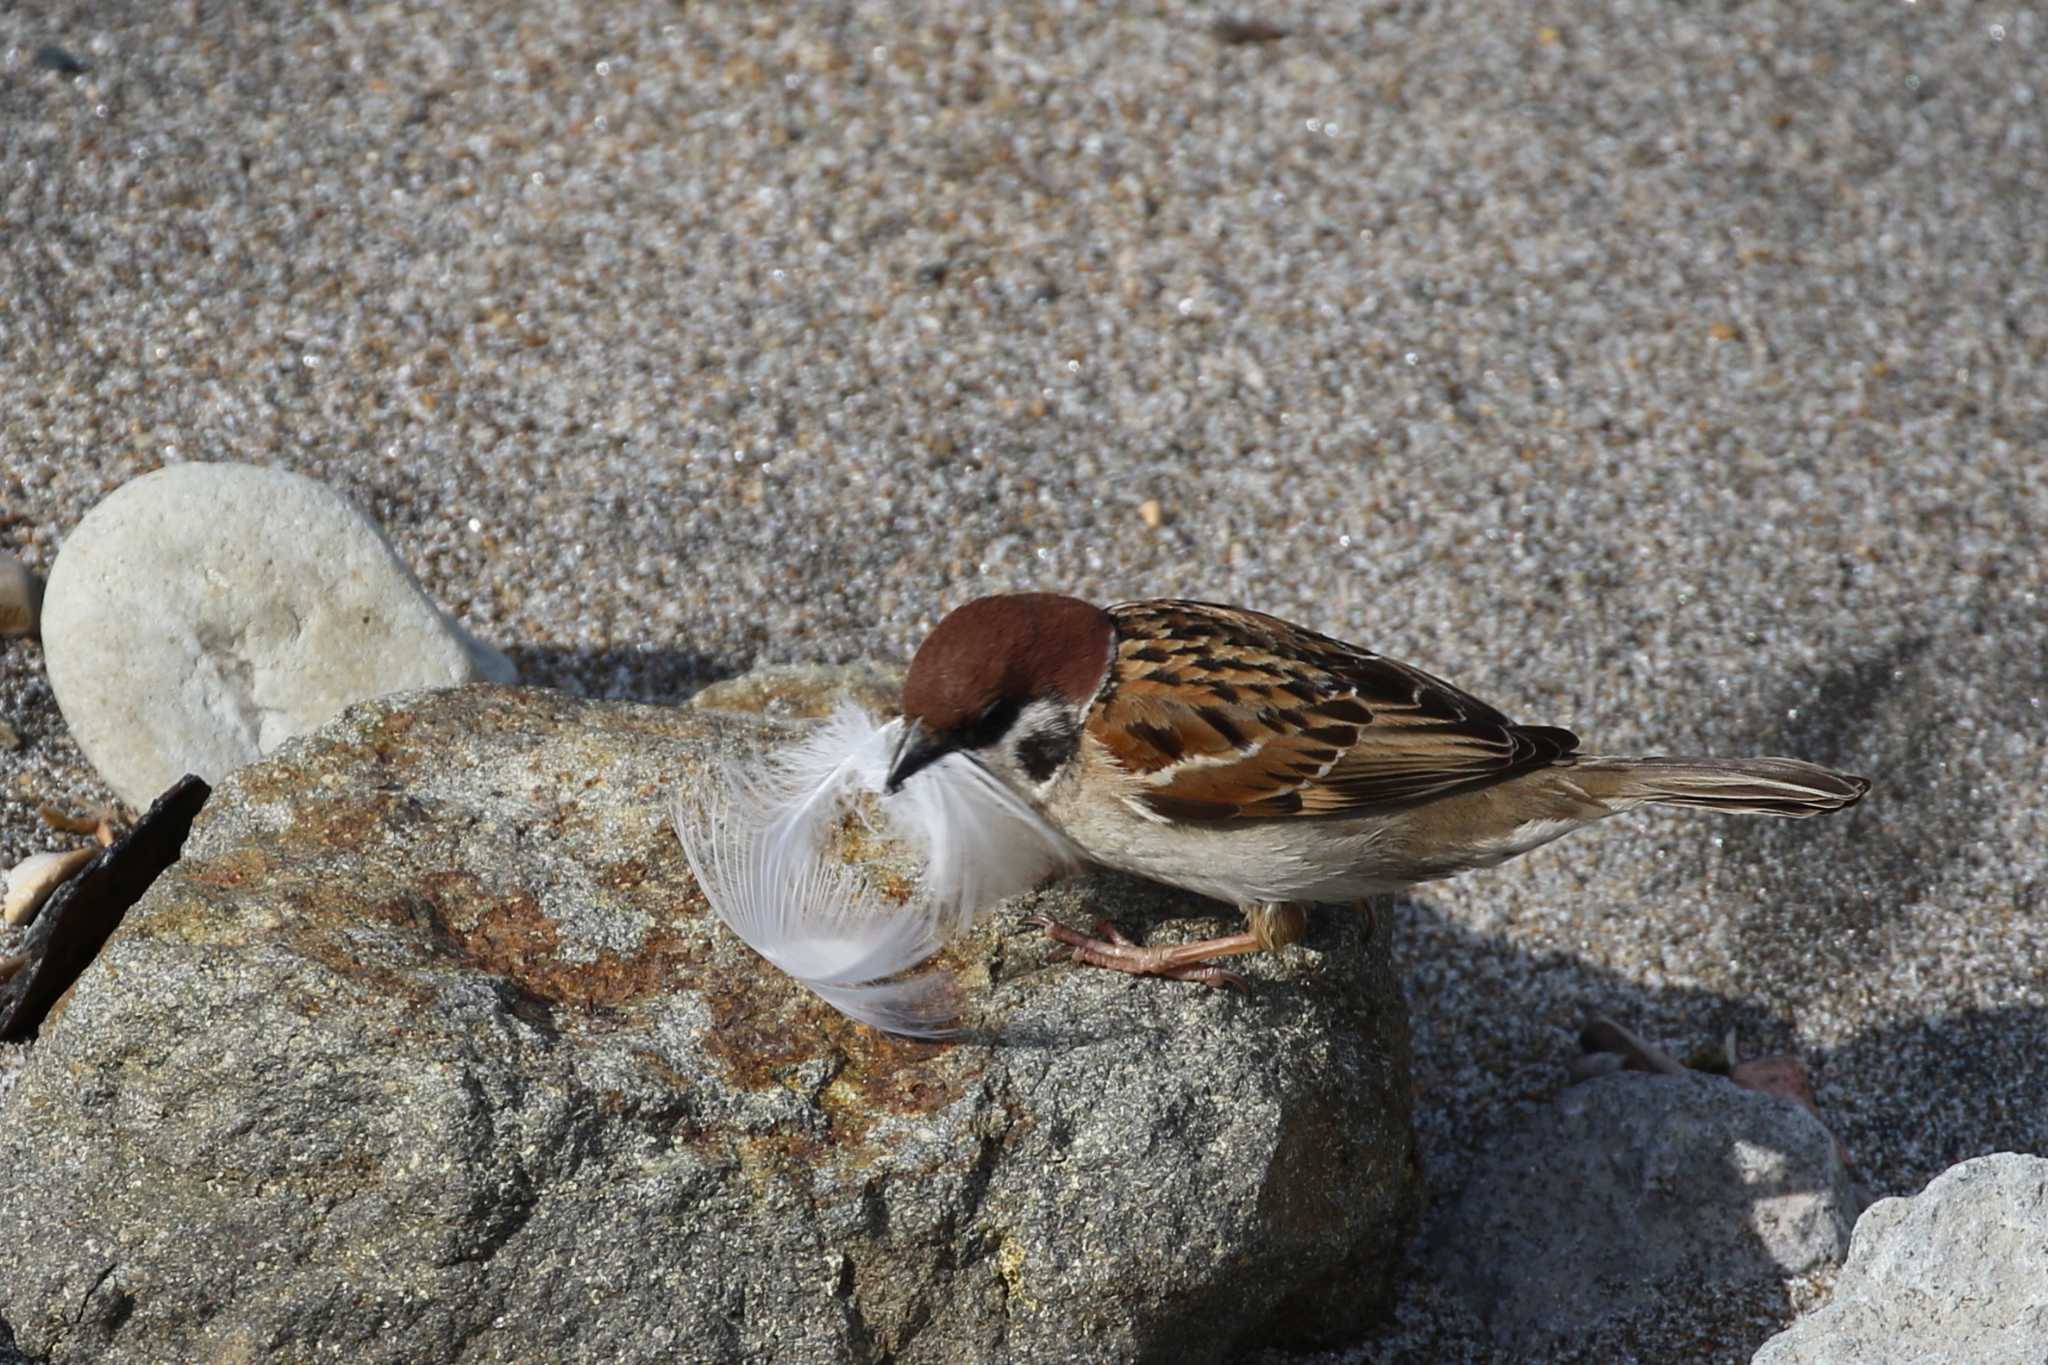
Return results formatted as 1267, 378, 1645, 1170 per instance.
4, 847, 96, 928
1211, 18, 1289, 45
0, 555, 40, 637
1138, 499, 1165, 530
31, 45, 89, 77
0, 721, 19, 752
38, 804, 121, 842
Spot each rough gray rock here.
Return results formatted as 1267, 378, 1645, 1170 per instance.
1431, 1071, 1855, 1353
1752, 1153, 2048, 1365
0, 681, 1418, 1364
40, 463, 517, 808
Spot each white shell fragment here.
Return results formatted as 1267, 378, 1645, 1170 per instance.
4, 847, 97, 927
0, 554, 40, 637
674, 706, 1075, 1036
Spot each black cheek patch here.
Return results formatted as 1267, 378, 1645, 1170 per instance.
1017, 717, 1080, 783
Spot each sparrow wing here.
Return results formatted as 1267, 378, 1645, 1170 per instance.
1091, 600, 1578, 821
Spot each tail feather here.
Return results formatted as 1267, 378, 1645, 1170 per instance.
1570, 756, 1870, 818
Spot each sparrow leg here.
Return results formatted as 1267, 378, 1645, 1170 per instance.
1088, 917, 1246, 985
1023, 914, 1257, 989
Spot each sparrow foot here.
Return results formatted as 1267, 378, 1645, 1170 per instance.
1087, 916, 1135, 947
1022, 913, 1256, 990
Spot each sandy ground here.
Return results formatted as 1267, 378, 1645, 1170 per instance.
2, 2, 2043, 1360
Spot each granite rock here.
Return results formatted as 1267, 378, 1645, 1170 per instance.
1752, 1153, 2048, 1365
1432, 1071, 1855, 1353
40, 463, 517, 808
0, 680, 1418, 1364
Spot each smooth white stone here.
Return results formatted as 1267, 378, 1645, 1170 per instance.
41, 463, 516, 806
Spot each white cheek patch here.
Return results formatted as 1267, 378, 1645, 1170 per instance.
673, 706, 1076, 1037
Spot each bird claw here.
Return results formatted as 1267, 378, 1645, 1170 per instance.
1089, 916, 1136, 947
1159, 964, 1251, 991
1022, 912, 1254, 991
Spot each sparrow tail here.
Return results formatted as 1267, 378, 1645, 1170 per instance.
1568, 756, 1870, 818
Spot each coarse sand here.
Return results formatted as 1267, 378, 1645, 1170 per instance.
2, 3, 2043, 1360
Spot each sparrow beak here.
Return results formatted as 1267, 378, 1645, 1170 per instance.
885, 719, 949, 794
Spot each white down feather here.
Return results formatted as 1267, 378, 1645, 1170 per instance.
673, 706, 1077, 1036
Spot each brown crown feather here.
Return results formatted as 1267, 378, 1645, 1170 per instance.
901, 593, 1116, 733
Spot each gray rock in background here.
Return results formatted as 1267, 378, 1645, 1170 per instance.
1752, 1153, 2048, 1365
40, 463, 516, 807
1431, 1071, 1854, 1354
0, 681, 1418, 1364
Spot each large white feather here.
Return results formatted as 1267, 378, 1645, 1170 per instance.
674, 777, 957, 1035
877, 742, 1080, 931
673, 706, 1075, 1037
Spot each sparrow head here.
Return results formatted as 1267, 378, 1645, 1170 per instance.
888, 593, 1115, 796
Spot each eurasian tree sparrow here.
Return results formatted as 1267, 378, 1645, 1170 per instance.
885, 593, 1870, 986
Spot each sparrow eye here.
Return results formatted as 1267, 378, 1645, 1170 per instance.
956, 696, 1024, 751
